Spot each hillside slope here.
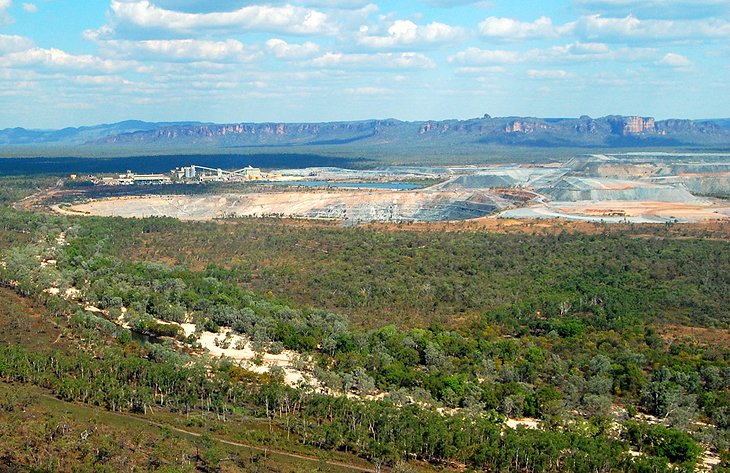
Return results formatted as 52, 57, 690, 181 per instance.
3, 115, 730, 150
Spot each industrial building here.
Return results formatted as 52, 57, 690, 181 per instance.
172, 165, 265, 182
100, 170, 172, 185
93, 165, 272, 186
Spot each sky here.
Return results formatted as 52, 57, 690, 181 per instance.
0, 0, 728, 128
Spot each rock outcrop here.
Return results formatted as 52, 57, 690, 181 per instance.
2, 115, 730, 149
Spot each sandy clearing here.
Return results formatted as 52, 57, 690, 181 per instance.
505, 418, 540, 430
180, 323, 314, 388
500, 200, 730, 223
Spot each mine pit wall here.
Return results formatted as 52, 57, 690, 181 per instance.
543, 187, 703, 203
303, 199, 499, 223
411, 201, 497, 221
677, 176, 730, 196
61, 188, 514, 224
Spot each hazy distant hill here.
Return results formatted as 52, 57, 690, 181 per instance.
2, 115, 730, 151
0, 120, 201, 146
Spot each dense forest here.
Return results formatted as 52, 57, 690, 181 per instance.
0, 176, 729, 472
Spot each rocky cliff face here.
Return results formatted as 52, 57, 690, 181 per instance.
87, 115, 730, 148
623, 116, 655, 135
3, 115, 729, 149
606, 116, 656, 135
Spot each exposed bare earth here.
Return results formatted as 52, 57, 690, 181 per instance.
57, 188, 512, 222
48, 158, 730, 224
501, 200, 730, 223
60, 192, 730, 225
656, 323, 730, 348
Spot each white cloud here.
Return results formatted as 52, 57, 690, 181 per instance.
577, 0, 726, 6
152, 0, 374, 11
478, 16, 571, 40
657, 52, 692, 67
0, 47, 133, 73
449, 42, 659, 65
300, 0, 373, 8
574, 0, 730, 20
93, 38, 260, 62
454, 65, 507, 75
266, 38, 320, 60
449, 48, 523, 64
21, 2, 36, 13
71, 75, 128, 86
357, 19, 464, 49
0, 33, 34, 53
477, 14, 730, 44
105, 0, 337, 36
150, 0, 250, 13
527, 69, 574, 79
422, 0, 494, 7
345, 86, 390, 95
573, 14, 730, 41
311, 51, 435, 69
0, 0, 13, 25
570, 41, 610, 53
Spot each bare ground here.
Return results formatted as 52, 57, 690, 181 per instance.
55, 188, 510, 222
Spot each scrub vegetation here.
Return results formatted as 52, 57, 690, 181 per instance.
1, 175, 729, 472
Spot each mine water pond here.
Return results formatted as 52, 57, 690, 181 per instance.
271, 180, 419, 190
128, 330, 164, 345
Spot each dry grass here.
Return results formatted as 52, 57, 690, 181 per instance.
655, 323, 730, 348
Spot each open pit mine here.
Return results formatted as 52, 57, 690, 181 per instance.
57, 154, 730, 224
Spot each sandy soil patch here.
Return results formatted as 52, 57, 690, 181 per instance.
180, 324, 315, 389
501, 200, 730, 223
505, 418, 540, 429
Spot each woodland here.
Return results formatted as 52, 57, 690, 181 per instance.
0, 175, 729, 472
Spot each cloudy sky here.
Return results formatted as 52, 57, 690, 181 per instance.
0, 0, 728, 128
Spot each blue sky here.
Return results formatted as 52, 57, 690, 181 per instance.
0, 0, 728, 128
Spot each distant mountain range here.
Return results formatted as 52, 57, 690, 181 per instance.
2, 115, 730, 150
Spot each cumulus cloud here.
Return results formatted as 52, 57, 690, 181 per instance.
574, 0, 730, 20
22, 3, 36, 13
300, 0, 374, 8
478, 14, 730, 43
449, 42, 658, 65
345, 86, 390, 95
0, 0, 13, 25
103, 0, 337, 36
311, 51, 435, 69
357, 19, 464, 49
266, 38, 320, 59
421, 0, 494, 7
449, 48, 523, 64
0, 47, 133, 73
573, 14, 730, 41
453, 65, 507, 75
657, 52, 692, 67
0, 34, 34, 53
151, 0, 250, 13
478, 16, 572, 40
71, 75, 130, 86
151, 0, 374, 14
92, 38, 260, 62
527, 69, 574, 79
